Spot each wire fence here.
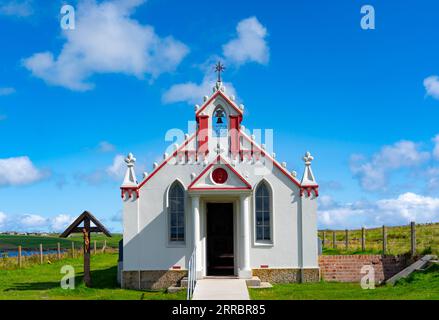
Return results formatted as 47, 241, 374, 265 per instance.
319, 222, 439, 256
0, 240, 116, 270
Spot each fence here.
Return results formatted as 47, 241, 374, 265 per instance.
319, 221, 439, 256
0, 240, 112, 269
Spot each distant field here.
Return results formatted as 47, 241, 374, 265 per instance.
0, 233, 122, 251
319, 222, 439, 256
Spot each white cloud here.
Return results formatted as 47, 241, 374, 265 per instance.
23, 0, 189, 91
162, 16, 268, 105
0, 212, 76, 232
222, 16, 269, 66
162, 75, 237, 105
0, 156, 45, 186
425, 167, 439, 190
424, 75, 439, 100
51, 214, 74, 232
0, 0, 33, 17
0, 212, 6, 227
319, 193, 439, 229
350, 140, 430, 191
433, 134, 439, 160
106, 154, 126, 179
19, 214, 46, 229
97, 141, 116, 153
0, 87, 16, 96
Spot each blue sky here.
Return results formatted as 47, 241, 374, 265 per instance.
1, 0, 439, 232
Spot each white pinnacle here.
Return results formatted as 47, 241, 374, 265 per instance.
301, 151, 317, 186
122, 153, 138, 187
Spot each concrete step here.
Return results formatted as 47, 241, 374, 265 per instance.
180, 277, 188, 288
167, 286, 185, 293
248, 282, 273, 289
245, 276, 261, 287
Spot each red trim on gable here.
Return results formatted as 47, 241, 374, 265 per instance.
188, 155, 252, 190
240, 132, 303, 189
189, 187, 251, 191
300, 186, 319, 197
195, 90, 243, 117
137, 133, 196, 190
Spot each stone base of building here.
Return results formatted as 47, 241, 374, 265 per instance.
252, 268, 320, 283
122, 270, 187, 290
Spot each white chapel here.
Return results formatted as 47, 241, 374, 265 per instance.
120, 67, 319, 289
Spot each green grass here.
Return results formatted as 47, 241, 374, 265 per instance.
0, 253, 185, 300
0, 233, 122, 251
319, 222, 439, 256
249, 264, 439, 300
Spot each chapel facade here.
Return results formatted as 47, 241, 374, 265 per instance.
120, 74, 319, 289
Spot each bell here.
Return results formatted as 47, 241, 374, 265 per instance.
216, 117, 223, 124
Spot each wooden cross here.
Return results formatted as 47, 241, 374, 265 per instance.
60, 211, 111, 287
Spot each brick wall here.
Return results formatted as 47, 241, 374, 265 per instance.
318, 255, 411, 283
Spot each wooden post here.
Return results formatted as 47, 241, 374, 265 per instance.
410, 221, 416, 257
39, 244, 43, 264
57, 242, 61, 260
322, 231, 326, 248
361, 227, 366, 251
83, 217, 91, 287
18, 245, 22, 268
102, 240, 107, 253
345, 229, 349, 250
332, 231, 336, 249
72, 242, 75, 258
382, 225, 387, 254
94, 240, 96, 255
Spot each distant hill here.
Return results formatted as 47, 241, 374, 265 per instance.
0, 233, 122, 251
319, 222, 439, 255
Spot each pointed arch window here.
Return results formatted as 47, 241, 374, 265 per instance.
213, 105, 227, 137
255, 182, 271, 241
168, 182, 185, 243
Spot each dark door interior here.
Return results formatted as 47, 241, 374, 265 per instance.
207, 203, 234, 276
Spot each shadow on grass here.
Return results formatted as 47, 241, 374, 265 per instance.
5, 266, 119, 291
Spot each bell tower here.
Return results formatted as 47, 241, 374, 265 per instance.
194, 62, 244, 160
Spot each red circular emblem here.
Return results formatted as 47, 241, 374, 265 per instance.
212, 168, 228, 184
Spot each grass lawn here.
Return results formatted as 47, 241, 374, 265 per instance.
249, 264, 439, 300
0, 253, 185, 300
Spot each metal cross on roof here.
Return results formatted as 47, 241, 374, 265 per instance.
215, 61, 226, 82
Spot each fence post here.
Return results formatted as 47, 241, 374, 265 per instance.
18, 245, 22, 268
102, 240, 107, 253
345, 229, 349, 250
332, 231, 336, 249
57, 242, 61, 260
410, 221, 416, 257
94, 240, 97, 255
72, 242, 75, 258
382, 225, 387, 254
361, 227, 366, 252
39, 243, 43, 264
322, 231, 325, 248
